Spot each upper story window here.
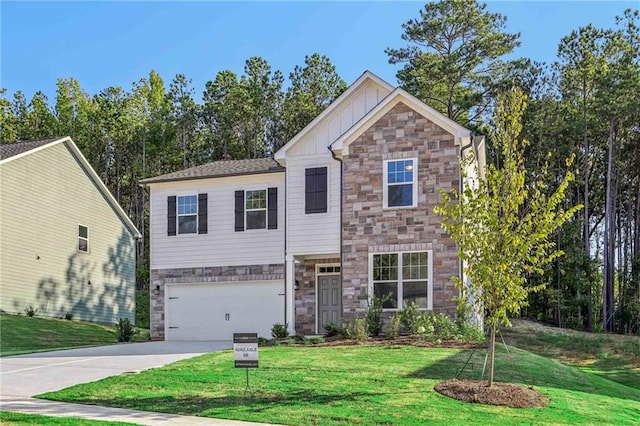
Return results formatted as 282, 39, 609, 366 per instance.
78, 225, 88, 252
167, 194, 208, 236
384, 159, 417, 208
235, 188, 278, 232
246, 190, 267, 230
305, 167, 328, 214
178, 195, 198, 234
371, 251, 431, 310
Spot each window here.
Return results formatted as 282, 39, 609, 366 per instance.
177, 195, 197, 234
384, 159, 417, 208
78, 225, 88, 252
317, 265, 341, 275
372, 251, 430, 310
306, 167, 328, 214
235, 188, 277, 232
246, 189, 267, 230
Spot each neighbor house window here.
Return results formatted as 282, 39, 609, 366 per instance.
177, 195, 197, 234
245, 189, 267, 230
78, 225, 88, 252
372, 251, 430, 310
384, 158, 417, 208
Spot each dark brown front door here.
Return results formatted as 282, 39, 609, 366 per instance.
318, 275, 341, 333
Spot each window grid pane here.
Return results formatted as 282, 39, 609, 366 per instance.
178, 195, 197, 215
373, 251, 429, 310
246, 190, 266, 210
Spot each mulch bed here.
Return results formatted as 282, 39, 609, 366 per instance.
434, 379, 550, 408
307, 335, 480, 349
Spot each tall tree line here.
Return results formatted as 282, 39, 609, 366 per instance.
0, 53, 346, 289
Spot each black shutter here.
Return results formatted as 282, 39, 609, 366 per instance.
167, 196, 176, 236
234, 190, 244, 231
198, 193, 208, 234
268, 187, 278, 230
305, 167, 328, 214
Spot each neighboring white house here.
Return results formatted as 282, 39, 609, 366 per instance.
0, 137, 141, 323
143, 71, 485, 341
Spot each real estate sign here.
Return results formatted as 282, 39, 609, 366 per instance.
233, 333, 259, 368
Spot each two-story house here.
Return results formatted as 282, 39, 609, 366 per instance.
142, 71, 485, 341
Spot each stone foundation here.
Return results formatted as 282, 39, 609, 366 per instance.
150, 263, 284, 340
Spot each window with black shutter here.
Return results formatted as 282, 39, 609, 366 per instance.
305, 167, 328, 214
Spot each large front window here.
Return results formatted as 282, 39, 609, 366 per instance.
384, 159, 417, 208
372, 251, 430, 310
177, 195, 197, 234
246, 189, 267, 230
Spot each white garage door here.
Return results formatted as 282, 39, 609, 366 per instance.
165, 281, 284, 341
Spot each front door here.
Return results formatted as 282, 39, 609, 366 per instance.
318, 275, 341, 333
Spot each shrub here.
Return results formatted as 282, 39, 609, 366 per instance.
271, 322, 289, 339
24, 306, 38, 317
64, 312, 74, 321
324, 322, 343, 337
399, 302, 420, 333
367, 294, 388, 337
115, 318, 138, 342
135, 290, 150, 329
307, 336, 325, 345
343, 318, 367, 342
384, 314, 401, 339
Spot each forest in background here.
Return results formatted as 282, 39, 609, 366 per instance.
1, 1, 638, 335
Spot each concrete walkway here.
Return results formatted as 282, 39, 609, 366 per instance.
0, 341, 275, 425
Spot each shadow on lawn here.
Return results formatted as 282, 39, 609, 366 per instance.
47, 388, 384, 416
407, 347, 640, 402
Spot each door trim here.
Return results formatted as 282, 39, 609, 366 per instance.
315, 264, 341, 334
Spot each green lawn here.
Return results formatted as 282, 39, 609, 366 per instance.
0, 314, 149, 356
501, 319, 640, 389
0, 411, 133, 425
40, 344, 640, 425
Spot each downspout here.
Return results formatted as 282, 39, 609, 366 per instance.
459, 132, 474, 321
328, 145, 344, 322
273, 157, 288, 328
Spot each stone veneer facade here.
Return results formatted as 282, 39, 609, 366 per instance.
150, 263, 284, 340
341, 102, 460, 319
294, 257, 340, 335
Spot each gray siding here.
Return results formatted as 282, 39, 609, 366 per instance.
0, 142, 136, 323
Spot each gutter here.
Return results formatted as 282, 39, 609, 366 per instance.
328, 146, 344, 323
273, 157, 288, 327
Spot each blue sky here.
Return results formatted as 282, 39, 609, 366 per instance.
1, 1, 637, 102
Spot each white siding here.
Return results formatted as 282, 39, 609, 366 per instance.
286, 154, 341, 255
149, 172, 285, 270
284, 80, 390, 255
0, 143, 136, 323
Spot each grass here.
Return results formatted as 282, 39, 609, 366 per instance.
501, 319, 640, 389
40, 344, 640, 425
0, 314, 149, 357
0, 411, 133, 425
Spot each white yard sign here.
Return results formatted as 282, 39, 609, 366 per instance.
233, 333, 259, 368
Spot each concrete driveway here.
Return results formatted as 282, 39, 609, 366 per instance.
0, 341, 231, 398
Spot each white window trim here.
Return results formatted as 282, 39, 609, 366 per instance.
78, 224, 89, 253
245, 189, 267, 231
177, 194, 198, 235
383, 158, 418, 209
316, 263, 341, 276
368, 250, 433, 311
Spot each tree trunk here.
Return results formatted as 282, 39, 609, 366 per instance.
583, 77, 593, 332
603, 117, 616, 332
487, 324, 496, 388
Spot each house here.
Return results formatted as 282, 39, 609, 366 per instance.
0, 137, 141, 324
142, 71, 485, 341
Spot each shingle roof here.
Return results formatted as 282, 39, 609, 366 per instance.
0, 138, 61, 160
140, 158, 285, 184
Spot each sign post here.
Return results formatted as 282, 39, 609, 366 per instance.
233, 333, 258, 390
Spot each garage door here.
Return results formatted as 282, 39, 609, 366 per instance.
165, 281, 284, 341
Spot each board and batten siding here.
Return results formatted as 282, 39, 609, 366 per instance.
149, 172, 285, 270
0, 143, 136, 323
285, 80, 390, 256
